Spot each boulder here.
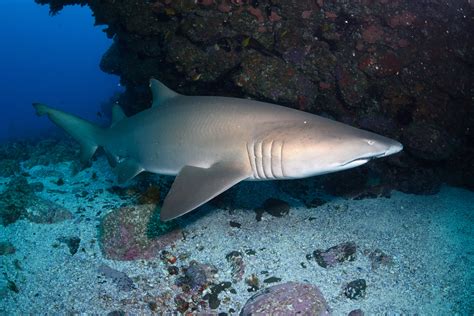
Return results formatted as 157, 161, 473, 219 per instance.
240, 282, 330, 315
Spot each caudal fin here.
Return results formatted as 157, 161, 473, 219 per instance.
33, 103, 104, 163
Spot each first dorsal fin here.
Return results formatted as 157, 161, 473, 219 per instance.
150, 78, 178, 107
111, 104, 127, 126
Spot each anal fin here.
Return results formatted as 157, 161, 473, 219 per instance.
104, 150, 119, 168
160, 161, 251, 221
114, 158, 144, 184
80, 143, 98, 163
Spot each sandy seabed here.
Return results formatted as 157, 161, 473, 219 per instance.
1, 157, 473, 315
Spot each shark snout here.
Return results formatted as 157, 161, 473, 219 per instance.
382, 141, 403, 157
339, 139, 403, 168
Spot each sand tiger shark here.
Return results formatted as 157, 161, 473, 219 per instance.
33, 79, 402, 221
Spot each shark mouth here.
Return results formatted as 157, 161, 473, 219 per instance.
341, 153, 386, 167
340, 158, 370, 167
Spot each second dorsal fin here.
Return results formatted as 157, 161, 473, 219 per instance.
111, 104, 127, 126
150, 78, 178, 107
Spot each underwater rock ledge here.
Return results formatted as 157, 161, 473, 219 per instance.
34, 0, 474, 192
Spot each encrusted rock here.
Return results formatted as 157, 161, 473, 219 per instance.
167, 35, 241, 82
336, 66, 368, 106
204, 281, 232, 310
25, 198, 73, 224
98, 264, 135, 291
240, 282, 330, 315
245, 273, 260, 292
402, 123, 456, 161
99, 204, 180, 260
313, 242, 357, 268
343, 279, 367, 300
0, 141, 30, 161
22, 139, 79, 168
0, 241, 16, 255
233, 53, 318, 105
58, 236, 81, 255
0, 176, 72, 225
0, 204, 23, 226
348, 308, 365, 316
226, 250, 245, 283
0, 159, 20, 177
177, 260, 218, 290
367, 248, 393, 270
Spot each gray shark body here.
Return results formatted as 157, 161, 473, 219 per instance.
34, 79, 402, 221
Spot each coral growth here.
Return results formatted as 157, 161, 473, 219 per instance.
0, 176, 72, 226
99, 204, 180, 260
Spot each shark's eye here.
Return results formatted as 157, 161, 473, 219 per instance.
367, 139, 375, 145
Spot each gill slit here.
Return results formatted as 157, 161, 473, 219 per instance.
246, 141, 257, 179
280, 141, 285, 178
269, 140, 276, 179
254, 141, 264, 179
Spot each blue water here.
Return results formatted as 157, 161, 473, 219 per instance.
0, 2, 472, 315
0, 0, 119, 142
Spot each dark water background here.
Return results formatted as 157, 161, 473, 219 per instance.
0, 0, 119, 142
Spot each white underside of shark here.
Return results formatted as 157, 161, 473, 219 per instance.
34, 79, 402, 221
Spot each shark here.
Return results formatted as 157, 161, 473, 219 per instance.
33, 79, 402, 221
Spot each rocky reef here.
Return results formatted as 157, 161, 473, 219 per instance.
35, 0, 474, 192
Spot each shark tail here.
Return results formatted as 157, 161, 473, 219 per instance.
33, 103, 105, 163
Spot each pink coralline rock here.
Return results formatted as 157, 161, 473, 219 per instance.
325, 11, 337, 20
217, 0, 232, 13
336, 66, 368, 105
398, 38, 409, 48
377, 52, 401, 76
99, 204, 181, 261
301, 10, 312, 19
313, 242, 357, 268
362, 25, 384, 44
389, 11, 417, 28
358, 52, 401, 77
247, 6, 264, 23
240, 282, 331, 315
268, 11, 281, 22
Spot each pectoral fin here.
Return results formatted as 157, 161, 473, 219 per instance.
114, 159, 144, 184
160, 162, 251, 221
